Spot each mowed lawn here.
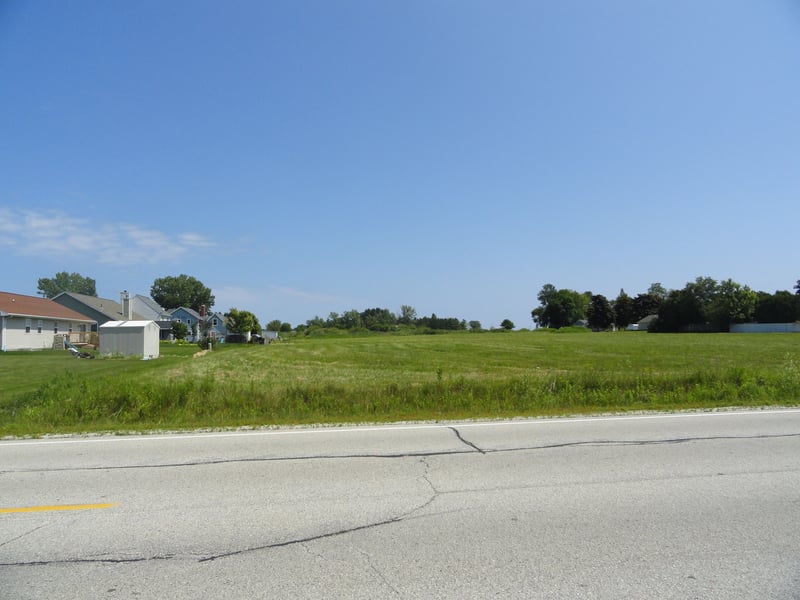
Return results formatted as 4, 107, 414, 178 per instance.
1, 330, 798, 436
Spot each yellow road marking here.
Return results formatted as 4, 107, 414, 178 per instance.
0, 503, 118, 514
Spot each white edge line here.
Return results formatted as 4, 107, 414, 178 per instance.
1, 408, 799, 447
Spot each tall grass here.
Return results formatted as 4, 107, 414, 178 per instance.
1, 332, 798, 436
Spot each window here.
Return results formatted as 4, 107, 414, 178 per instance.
212, 318, 218, 326
37, 320, 43, 334
25, 318, 31, 333
54, 322, 59, 334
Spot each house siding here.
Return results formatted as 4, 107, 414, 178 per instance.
0, 315, 93, 351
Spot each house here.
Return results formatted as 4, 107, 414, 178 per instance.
206, 311, 229, 340
0, 291, 96, 351
130, 294, 173, 340
168, 307, 228, 341
168, 307, 202, 341
52, 291, 146, 330
99, 320, 160, 359
131, 294, 171, 321
626, 315, 658, 331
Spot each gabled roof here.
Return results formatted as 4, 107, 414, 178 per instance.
133, 294, 167, 313
53, 291, 146, 321
168, 306, 202, 320
0, 291, 95, 322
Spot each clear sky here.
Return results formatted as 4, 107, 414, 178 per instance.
2, 1, 799, 329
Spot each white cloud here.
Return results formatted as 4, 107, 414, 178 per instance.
0, 207, 216, 265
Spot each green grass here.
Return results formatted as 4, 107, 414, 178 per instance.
1, 331, 799, 436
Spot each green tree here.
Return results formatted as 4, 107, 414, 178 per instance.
647, 282, 669, 301
500, 319, 515, 331
532, 285, 589, 329
795, 279, 800, 295
754, 291, 800, 323
151, 274, 214, 311
225, 308, 261, 338
632, 293, 662, 322
613, 289, 635, 329
279, 322, 292, 333
399, 305, 417, 325
171, 320, 189, 340
306, 316, 325, 328
708, 279, 756, 331
266, 319, 283, 332
469, 320, 483, 332
37, 272, 97, 298
360, 308, 396, 331
340, 309, 362, 329
587, 294, 614, 330
652, 277, 718, 332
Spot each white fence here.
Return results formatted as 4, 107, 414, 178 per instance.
730, 322, 800, 333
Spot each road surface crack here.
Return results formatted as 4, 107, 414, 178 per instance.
448, 426, 485, 454
0, 523, 50, 549
7, 432, 799, 475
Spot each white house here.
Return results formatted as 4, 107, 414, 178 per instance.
99, 320, 161, 359
0, 291, 96, 351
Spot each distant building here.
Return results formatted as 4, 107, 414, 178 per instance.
0, 291, 95, 351
52, 291, 145, 329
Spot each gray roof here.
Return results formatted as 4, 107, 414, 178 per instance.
134, 294, 166, 313
53, 291, 146, 321
167, 306, 202, 320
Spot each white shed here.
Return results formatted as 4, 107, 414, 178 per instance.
99, 320, 160, 359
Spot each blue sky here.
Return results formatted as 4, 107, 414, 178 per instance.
2, 1, 799, 329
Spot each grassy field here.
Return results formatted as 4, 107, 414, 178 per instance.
1, 330, 799, 436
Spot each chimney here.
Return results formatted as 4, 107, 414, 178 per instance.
121, 290, 132, 320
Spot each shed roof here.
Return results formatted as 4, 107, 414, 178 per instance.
99, 320, 158, 329
0, 291, 95, 322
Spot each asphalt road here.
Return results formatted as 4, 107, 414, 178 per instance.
2, 409, 800, 599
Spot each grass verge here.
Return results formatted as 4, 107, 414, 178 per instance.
1, 332, 798, 436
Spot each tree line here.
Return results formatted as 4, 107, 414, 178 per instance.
532, 278, 800, 332
39, 270, 798, 336
298, 306, 489, 334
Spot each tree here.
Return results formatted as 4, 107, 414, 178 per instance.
651, 289, 702, 332
225, 308, 261, 338
613, 289, 635, 329
171, 320, 189, 340
151, 274, 214, 311
340, 309, 362, 329
37, 272, 96, 298
754, 291, 800, 323
587, 294, 614, 330
708, 279, 756, 331
795, 280, 800, 295
469, 320, 483, 332
500, 319, 515, 331
266, 319, 283, 332
647, 282, 669, 301
651, 277, 718, 332
360, 307, 396, 331
632, 293, 662, 322
532, 285, 589, 329
398, 305, 417, 325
